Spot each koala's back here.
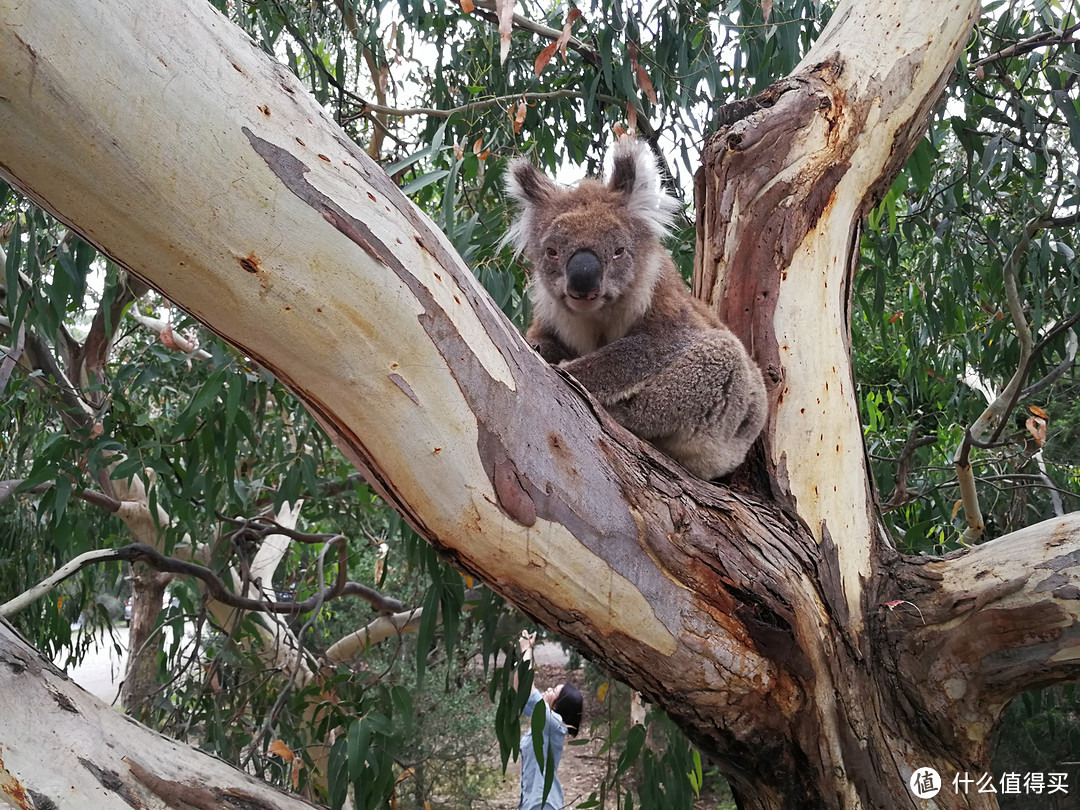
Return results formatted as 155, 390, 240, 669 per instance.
593, 262, 766, 478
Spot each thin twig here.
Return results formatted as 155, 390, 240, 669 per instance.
470, 0, 599, 67
971, 23, 1080, 69
0, 540, 348, 618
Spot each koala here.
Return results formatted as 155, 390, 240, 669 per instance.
504, 138, 767, 479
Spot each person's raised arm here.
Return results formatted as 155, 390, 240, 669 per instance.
513, 630, 537, 691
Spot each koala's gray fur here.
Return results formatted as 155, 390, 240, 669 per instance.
505, 138, 767, 479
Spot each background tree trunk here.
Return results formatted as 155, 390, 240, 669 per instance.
3, 0, 1080, 807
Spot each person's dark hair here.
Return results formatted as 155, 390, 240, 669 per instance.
553, 684, 583, 737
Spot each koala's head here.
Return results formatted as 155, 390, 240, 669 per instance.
504, 138, 680, 316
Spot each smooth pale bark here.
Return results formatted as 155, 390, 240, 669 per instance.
3, 0, 1080, 808
0, 620, 322, 810
696, 1, 982, 630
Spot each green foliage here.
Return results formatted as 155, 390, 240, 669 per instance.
992, 685, 1080, 810
856, 0, 1080, 552
326, 688, 406, 810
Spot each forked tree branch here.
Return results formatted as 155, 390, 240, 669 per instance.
0, 539, 349, 618
889, 512, 1080, 737
953, 217, 1078, 543
971, 22, 1080, 70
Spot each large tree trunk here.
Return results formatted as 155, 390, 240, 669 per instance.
2, 0, 1079, 808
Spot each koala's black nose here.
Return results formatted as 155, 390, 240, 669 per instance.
566, 250, 601, 297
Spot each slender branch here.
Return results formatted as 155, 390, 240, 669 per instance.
0, 539, 349, 618
983, 310, 1080, 427
72, 271, 149, 402
0, 478, 123, 511
953, 215, 1045, 543
340, 582, 406, 615
350, 88, 622, 121
1038, 211, 1080, 229
218, 514, 341, 545
971, 22, 1080, 70
361, 46, 389, 159
883, 433, 937, 511
128, 308, 212, 360
324, 588, 484, 662
1032, 450, 1065, 518
954, 430, 986, 543
0, 275, 24, 392
0, 548, 125, 616
20, 326, 96, 431
470, 0, 599, 67
1021, 319, 1079, 399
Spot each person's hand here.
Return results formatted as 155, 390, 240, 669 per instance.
519, 630, 537, 656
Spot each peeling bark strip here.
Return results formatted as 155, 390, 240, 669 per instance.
243, 129, 414, 284
493, 457, 538, 526
78, 759, 143, 808
127, 757, 274, 810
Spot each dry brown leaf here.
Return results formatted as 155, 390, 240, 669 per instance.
635, 64, 657, 104
269, 739, 295, 762
511, 99, 527, 133
1025, 416, 1047, 446
627, 40, 657, 104
555, 9, 581, 58
290, 760, 301, 790
160, 323, 179, 351
535, 8, 580, 75
534, 41, 558, 76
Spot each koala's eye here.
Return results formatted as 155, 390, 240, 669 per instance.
613, 247, 627, 259
545, 247, 559, 259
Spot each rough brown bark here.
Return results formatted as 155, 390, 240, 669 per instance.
119, 566, 171, 718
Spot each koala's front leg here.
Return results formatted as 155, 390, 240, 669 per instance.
526, 324, 577, 365
559, 332, 678, 403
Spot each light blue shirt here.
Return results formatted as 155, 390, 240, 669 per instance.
518, 687, 568, 810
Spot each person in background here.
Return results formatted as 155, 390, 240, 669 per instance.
515, 630, 583, 810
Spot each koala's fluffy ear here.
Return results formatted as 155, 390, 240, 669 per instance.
503, 158, 556, 256
607, 138, 680, 237
506, 158, 556, 207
